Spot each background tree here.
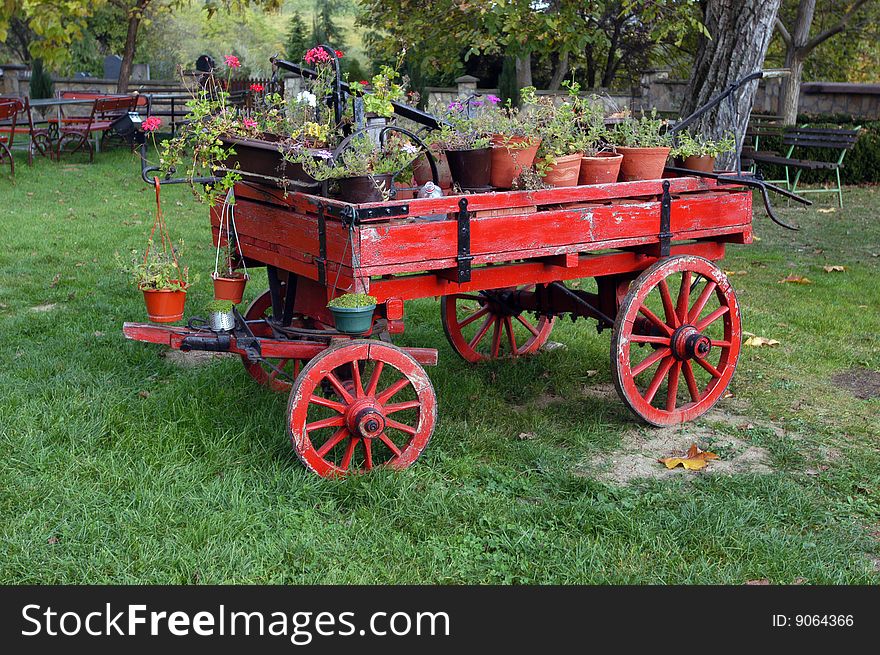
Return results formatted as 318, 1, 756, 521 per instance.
774, 0, 873, 124
311, 0, 345, 49
0, 0, 94, 67
285, 10, 309, 60
681, 0, 783, 169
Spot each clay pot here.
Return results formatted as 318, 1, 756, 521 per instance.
336, 174, 394, 203
444, 147, 492, 189
616, 146, 671, 181
142, 285, 187, 323
679, 155, 716, 173
579, 152, 624, 185
540, 152, 583, 187
413, 148, 452, 190
489, 135, 541, 189
212, 272, 248, 304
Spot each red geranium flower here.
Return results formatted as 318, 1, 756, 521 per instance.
242, 118, 258, 129
304, 47, 331, 65
249, 83, 264, 93
225, 55, 241, 68
335, 49, 344, 58
142, 116, 162, 132
359, 80, 369, 86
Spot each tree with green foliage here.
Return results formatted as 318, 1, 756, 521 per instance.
28, 57, 54, 98
285, 10, 310, 60
312, 0, 346, 50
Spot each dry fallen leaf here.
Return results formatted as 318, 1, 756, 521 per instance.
744, 336, 780, 347
745, 579, 771, 586
778, 274, 812, 284
658, 443, 719, 471
49, 273, 61, 288
138, 390, 151, 399
47, 536, 59, 545
823, 265, 846, 273
586, 370, 598, 377
725, 270, 748, 276
517, 432, 537, 441
817, 207, 836, 214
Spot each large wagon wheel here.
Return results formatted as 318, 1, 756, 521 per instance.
241, 288, 331, 392
440, 286, 555, 362
611, 255, 742, 426
287, 340, 437, 477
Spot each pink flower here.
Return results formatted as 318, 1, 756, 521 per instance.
304, 47, 331, 65
486, 94, 501, 105
142, 116, 162, 132
242, 118, 258, 129
249, 83, 264, 93
225, 55, 241, 68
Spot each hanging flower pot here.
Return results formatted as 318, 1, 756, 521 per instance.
336, 174, 394, 203
445, 147, 492, 190
212, 190, 249, 304
540, 152, 583, 187
142, 285, 188, 323
489, 135, 541, 190
579, 151, 624, 185
206, 299, 236, 332
327, 293, 377, 334
616, 146, 672, 181
212, 272, 248, 304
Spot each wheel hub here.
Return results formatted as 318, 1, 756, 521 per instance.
346, 400, 386, 439
671, 325, 711, 360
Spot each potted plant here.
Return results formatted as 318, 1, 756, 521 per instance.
206, 299, 235, 332
671, 131, 735, 173
430, 100, 493, 190
211, 192, 249, 303
481, 95, 542, 189
123, 242, 190, 324
523, 85, 585, 188
575, 98, 622, 185
327, 293, 377, 334
610, 109, 673, 181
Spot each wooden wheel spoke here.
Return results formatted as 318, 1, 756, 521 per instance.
695, 355, 722, 378
683, 360, 702, 402
384, 400, 421, 414
386, 418, 417, 436
631, 346, 672, 377
688, 281, 718, 324
363, 439, 373, 470
268, 359, 289, 381
658, 279, 679, 328
644, 357, 674, 404
696, 305, 729, 331
638, 305, 674, 336
457, 306, 489, 329
376, 377, 411, 405
490, 318, 502, 358
666, 361, 682, 412
516, 314, 540, 337
316, 427, 349, 457
468, 315, 494, 349
325, 372, 354, 404
676, 271, 692, 323
365, 361, 384, 397
306, 415, 346, 432
504, 316, 518, 354
629, 334, 671, 345
711, 339, 731, 348
309, 394, 346, 413
350, 360, 364, 398
340, 437, 358, 470
455, 294, 484, 303
378, 433, 402, 457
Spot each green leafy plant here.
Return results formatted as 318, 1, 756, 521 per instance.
359, 65, 407, 118
119, 242, 190, 292
611, 109, 673, 148
671, 131, 736, 158
305, 133, 420, 181
327, 293, 377, 308
206, 299, 234, 313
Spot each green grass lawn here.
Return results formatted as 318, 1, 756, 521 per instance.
0, 150, 878, 584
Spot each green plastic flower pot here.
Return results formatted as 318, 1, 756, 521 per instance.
329, 304, 376, 334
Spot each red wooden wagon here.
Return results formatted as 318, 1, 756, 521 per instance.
123, 173, 759, 477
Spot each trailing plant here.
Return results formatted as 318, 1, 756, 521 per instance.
611, 108, 673, 148
328, 293, 377, 308
671, 131, 736, 159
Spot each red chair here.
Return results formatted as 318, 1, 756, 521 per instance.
0, 98, 20, 174
0, 96, 53, 166
56, 96, 136, 162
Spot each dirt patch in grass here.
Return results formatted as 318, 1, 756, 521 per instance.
831, 368, 880, 400
160, 349, 234, 368
578, 409, 775, 485
30, 303, 58, 312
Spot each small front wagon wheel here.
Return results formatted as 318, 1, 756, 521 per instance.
287, 340, 437, 477
611, 256, 742, 426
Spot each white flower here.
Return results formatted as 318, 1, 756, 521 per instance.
295, 91, 317, 107
401, 143, 420, 155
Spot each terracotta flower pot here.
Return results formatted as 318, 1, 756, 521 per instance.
489, 135, 541, 189
540, 152, 583, 187
142, 285, 187, 323
212, 272, 248, 304
579, 152, 624, 185
445, 147, 492, 189
679, 155, 716, 173
616, 146, 671, 181
336, 174, 394, 203
413, 148, 453, 190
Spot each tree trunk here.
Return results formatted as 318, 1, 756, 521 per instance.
117, 1, 149, 94
515, 53, 532, 89
777, 0, 815, 124
681, 0, 782, 169
585, 44, 596, 88
548, 51, 569, 91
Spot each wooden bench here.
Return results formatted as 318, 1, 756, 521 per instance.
750, 125, 861, 207
56, 96, 137, 162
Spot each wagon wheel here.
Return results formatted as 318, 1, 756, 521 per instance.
440, 286, 555, 362
611, 255, 742, 427
241, 289, 332, 393
287, 340, 437, 477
